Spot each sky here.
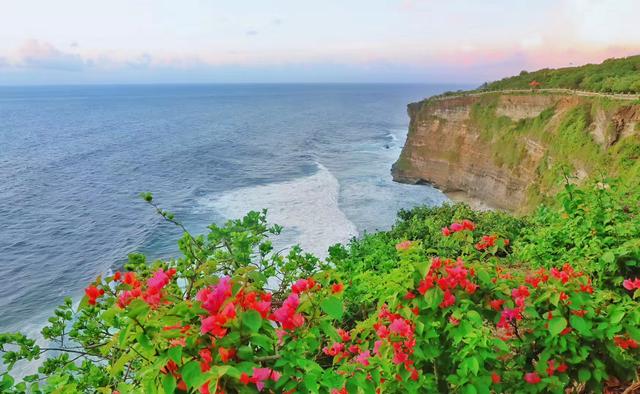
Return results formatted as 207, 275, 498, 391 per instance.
1, 0, 639, 85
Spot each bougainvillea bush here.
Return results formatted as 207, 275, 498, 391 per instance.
1, 182, 639, 393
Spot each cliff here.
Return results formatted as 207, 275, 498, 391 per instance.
392, 91, 640, 213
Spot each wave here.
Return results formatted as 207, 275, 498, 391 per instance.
199, 163, 358, 258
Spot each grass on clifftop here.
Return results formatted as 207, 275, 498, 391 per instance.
480, 55, 640, 94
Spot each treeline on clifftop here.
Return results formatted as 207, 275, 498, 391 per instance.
1, 176, 640, 393
480, 55, 640, 94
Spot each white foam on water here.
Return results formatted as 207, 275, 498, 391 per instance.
199, 163, 358, 258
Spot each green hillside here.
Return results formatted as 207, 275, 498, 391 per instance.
481, 55, 640, 94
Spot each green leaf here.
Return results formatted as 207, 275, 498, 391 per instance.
569, 315, 591, 335
320, 296, 343, 321
162, 374, 176, 394
578, 369, 591, 382
549, 317, 568, 336
181, 360, 207, 389
250, 333, 273, 350
168, 346, 182, 364
602, 251, 615, 264
609, 309, 625, 324
126, 298, 150, 318
415, 260, 433, 278
241, 310, 262, 333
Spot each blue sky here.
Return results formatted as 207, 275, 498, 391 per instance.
1, 0, 639, 84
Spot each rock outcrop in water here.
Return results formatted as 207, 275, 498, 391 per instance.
392, 91, 640, 213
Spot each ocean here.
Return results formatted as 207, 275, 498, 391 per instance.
0, 83, 463, 336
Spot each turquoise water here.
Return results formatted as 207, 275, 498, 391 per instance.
0, 83, 464, 334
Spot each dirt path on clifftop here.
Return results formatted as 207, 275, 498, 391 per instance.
432, 88, 640, 101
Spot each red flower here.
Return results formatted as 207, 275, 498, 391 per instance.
85, 285, 104, 306
331, 282, 344, 294
441, 227, 451, 236
418, 276, 435, 294
614, 335, 639, 350
556, 363, 568, 373
491, 372, 501, 384
571, 309, 587, 317
475, 235, 497, 251
546, 359, 555, 376
404, 291, 416, 300
113, 271, 121, 281
337, 328, 351, 342
123, 271, 140, 287
218, 347, 236, 363
524, 372, 541, 384
439, 290, 455, 308
461, 219, 476, 231
489, 299, 505, 311
449, 316, 460, 326
292, 278, 316, 294
322, 342, 345, 356
239, 372, 250, 385
199, 348, 213, 364
525, 276, 541, 288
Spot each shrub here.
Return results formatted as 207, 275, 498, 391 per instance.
1, 184, 639, 393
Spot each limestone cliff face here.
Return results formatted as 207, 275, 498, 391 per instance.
392, 92, 640, 213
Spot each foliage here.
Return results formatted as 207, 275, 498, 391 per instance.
480, 55, 640, 94
1, 183, 640, 393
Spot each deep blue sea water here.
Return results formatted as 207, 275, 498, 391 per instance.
0, 83, 462, 336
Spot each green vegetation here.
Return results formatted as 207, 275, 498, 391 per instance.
1, 178, 640, 393
480, 55, 640, 94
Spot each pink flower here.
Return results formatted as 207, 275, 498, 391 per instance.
373, 340, 383, 355
450, 223, 464, 232
623, 278, 640, 291
251, 368, 271, 391
355, 350, 371, 366
524, 372, 541, 384
395, 240, 413, 251
249, 368, 280, 391
147, 268, 174, 292
389, 318, 411, 337
272, 293, 305, 330
197, 277, 232, 315
449, 316, 460, 326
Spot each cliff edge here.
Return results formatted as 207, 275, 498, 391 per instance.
392, 91, 640, 213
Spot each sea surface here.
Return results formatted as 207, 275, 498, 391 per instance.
0, 83, 463, 336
